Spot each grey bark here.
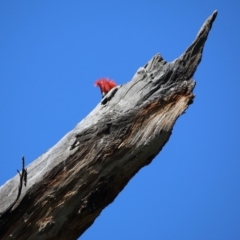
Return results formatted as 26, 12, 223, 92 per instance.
0, 11, 217, 240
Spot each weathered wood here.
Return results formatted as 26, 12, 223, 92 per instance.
0, 11, 217, 239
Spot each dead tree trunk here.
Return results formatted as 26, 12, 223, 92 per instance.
0, 11, 217, 240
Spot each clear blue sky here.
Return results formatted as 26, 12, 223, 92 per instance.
0, 1, 239, 240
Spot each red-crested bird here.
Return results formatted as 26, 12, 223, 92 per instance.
94, 78, 117, 98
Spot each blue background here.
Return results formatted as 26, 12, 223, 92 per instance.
0, 1, 239, 240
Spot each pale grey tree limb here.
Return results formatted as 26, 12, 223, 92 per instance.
0, 10, 217, 240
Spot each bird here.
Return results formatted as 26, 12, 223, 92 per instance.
94, 78, 117, 98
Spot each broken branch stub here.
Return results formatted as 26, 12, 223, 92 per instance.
0, 11, 217, 240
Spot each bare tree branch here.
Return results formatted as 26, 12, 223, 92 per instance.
0, 11, 217, 240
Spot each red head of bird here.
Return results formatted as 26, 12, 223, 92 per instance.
94, 78, 117, 98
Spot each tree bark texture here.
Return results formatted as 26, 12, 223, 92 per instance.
0, 11, 217, 240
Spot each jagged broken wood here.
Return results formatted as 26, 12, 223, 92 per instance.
0, 11, 217, 240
